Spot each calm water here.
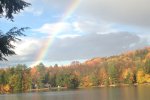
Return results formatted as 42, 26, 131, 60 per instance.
0, 85, 150, 100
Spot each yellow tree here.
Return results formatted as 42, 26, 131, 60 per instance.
137, 70, 145, 84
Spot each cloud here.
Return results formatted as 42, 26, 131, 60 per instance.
46, 32, 148, 61
0, 32, 149, 67
40, 0, 150, 28
14, 38, 41, 56
21, 0, 44, 16
138, 34, 150, 44
33, 18, 118, 38
4, 37, 42, 63
75, 0, 150, 28
1, 0, 150, 67
41, 0, 75, 10
25, 7, 43, 16
57, 34, 80, 39
72, 19, 117, 34
33, 22, 72, 34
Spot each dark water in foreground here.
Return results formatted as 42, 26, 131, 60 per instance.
0, 85, 150, 100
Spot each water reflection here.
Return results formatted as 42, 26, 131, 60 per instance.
0, 86, 150, 100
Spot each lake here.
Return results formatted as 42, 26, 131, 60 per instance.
0, 85, 150, 100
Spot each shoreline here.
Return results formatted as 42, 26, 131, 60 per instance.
77, 83, 150, 89
1, 83, 150, 94
28, 87, 68, 92
29, 83, 150, 92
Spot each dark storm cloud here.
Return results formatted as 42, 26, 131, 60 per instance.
46, 32, 148, 61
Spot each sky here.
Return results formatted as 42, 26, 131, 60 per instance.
1, 0, 150, 67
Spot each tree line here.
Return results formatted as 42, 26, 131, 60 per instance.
1, 47, 150, 93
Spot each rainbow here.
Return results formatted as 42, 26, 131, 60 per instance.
30, 0, 80, 67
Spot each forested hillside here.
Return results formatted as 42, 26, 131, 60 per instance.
1, 47, 150, 93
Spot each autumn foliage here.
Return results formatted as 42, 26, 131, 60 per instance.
1, 47, 150, 93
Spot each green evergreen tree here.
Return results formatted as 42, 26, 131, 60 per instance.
108, 63, 118, 85
144, 59, 150, 74
0, 0, 30, 60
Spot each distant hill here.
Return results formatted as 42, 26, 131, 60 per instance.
84, 47, 150, 68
